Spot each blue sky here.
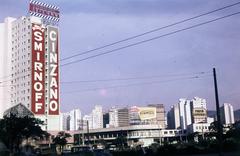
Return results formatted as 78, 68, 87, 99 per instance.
0, 0, 240, 114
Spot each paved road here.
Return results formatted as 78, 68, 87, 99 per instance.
178, 152, 240, 156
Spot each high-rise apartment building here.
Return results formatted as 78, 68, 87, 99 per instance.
178, 99, 192, 129
168, 97, 208, 130
220, 103, 235, 125
103, 112, 109, 128
70, 109, 82, 131
167, 105, 180, 129
191, 97, 207, 123
0, 1, 60, 130
60, 109, 82, 131
60, 112, 70, 131
108, 107, 129, 128
82, 105, 103, 130
109, 107, 118, 127
0, 17, 16, 118
92, 105, 103, 129
83, 115, 93, 130
117, 108, 130, 127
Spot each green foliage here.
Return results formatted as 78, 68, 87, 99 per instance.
225, 121, 240, 140
0, 113, 48, 154
113, 135, 127, 150
52, 131, 71, 152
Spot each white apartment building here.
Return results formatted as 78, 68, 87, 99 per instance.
60, 112, 70, 131
167, 105, 180, 129
60, 109, 82, 131
191, 97, 207, 123
168, 97, 208, 130
70, 109, 82, 131
0, 17, 16, 118
178, 98, 192, 129
83, 114, 93, 130
191, 97, 207, 109
0, 1, 61, 130
184, 100, 192, 126
82, 105, 103, 130
92, 105, 103, 129
220, 103, 235, 125
109, 107, 119, 127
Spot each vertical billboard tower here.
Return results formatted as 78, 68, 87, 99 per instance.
29, 0, 60, 130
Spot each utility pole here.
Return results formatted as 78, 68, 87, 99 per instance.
213, 68, 223, 156
87, 120, 90, 145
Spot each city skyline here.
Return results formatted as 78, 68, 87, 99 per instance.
0, 0, 239, 114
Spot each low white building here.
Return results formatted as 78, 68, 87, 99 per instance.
187, 123, 211, 134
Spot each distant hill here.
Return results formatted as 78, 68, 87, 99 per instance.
207, 110, 216, 118
208, 109, 240, 122
234, 109, 240, 122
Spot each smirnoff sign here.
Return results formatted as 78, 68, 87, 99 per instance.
31, 24, 45, 114
31, 24, 60, 115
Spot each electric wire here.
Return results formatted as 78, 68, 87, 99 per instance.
60, 1, 240, 62
61, 71, 211, 84
63, 74, 212, 94
61, 11, 240, 67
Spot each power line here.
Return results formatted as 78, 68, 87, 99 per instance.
60, 1, 240, 62
61, 71, 211, 84
61, 11, 240, 67
62, 74, 212, 94
1, 2, 239, 81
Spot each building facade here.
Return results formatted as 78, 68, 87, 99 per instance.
191, 97, 207, 123
178, 99, 192, 129
82, 105, 103, 130
69, 109, 82, 131
168, 97, 208, 130
0, 1, 60, 130
108, 107, 118, 127
117, 108, 130, 127
0, 17, 16, 118
60, 112, 70, 131
92, 105, 103, 129
74, 125, 187, 147
167, 105, 180, 129
129, 105, 165, 128
148, 104, 166, 129
220, 103, 235, 125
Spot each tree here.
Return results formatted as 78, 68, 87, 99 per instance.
113, 135, 127, 150
225, 121, 240, 140
0, 114, 48, 155
187, 132, 199, 142
52, 131, 71, 153
207, 121, 222, 140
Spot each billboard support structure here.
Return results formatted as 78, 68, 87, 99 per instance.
29, 0, 60, 26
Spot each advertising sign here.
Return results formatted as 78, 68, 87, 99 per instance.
138, 107, 156, 120
192, 108, 207, 116
31, 24, 45, 114
29, 0, 60, 22
47, 26, 59, 115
